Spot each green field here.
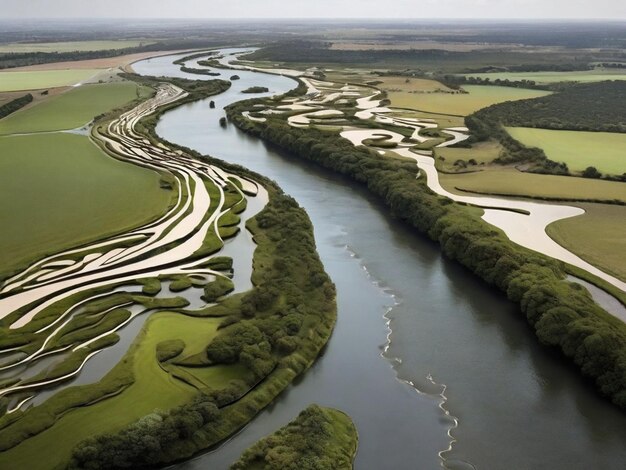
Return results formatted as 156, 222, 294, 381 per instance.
0, 312, 238, 470
436, 141, 503, 166
440, 168, 626, 202
388, 85, 551, 115
0, 133, 171, 279
547, 203, 626, 281
0, 69, 103, 92
0, 82, 148, 134
506, 127, 626, 175
463, 69, 626, 84
0, 40, 153, 54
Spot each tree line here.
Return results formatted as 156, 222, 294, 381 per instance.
0, 93, 32, 119
226, 97, 626, 411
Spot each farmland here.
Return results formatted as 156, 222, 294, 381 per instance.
464, 69, 626, 84
506, 127, 626, 175
387, 85, 551, 115
0, 133, 171, 279
0, 69, 102, 92
0, 82, 149, 134
0, 40, 153, 54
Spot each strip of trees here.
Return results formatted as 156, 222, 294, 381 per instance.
0, 93, 32, 119
227, 98, 626, 411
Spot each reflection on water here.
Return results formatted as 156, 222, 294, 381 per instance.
136, 50, 626, 470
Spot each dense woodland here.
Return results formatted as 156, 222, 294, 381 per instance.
470, 81, 626, 133
245, 40, 618, 72
231, 405, 357, 470
227, 97, 626, 410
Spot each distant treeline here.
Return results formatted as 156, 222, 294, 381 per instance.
470, 81, 626, 134
227, 96, 626, 410
0, 93, 32, 119
246, 41, 614, 73
0, 40, 225, 70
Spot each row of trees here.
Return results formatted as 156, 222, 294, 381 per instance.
227, 99, 626, 410
0, 93, 32, 119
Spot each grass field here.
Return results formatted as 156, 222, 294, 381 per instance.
0, 133, 171, 279
0, 312, 235, 470
0, 69, 103, 92
439, 167, 626, 202
377, 76, 453, 93
547, 203, 626, 281
463, 69, 626, 84
387, 85, 551, 115
0, 40, 153, 54
506, 127, 626, 175
0, 82, 148, 134
436, 141, 503, 166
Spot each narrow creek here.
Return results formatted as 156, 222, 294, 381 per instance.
134, 50, 626, 470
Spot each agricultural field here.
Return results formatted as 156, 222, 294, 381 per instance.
387, 85, 551, 115
0, 69, 103, 92
506, 127, 626, 175
463, 69, 626, 84
0, 82, 149, 134
439, 167, 626, 202
375, 76, 453, 93
0, 40, 153, 54
547, 203, 626, 281
0, 133, 171, 279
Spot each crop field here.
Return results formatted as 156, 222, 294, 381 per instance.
547, 203, 626, 281
506, 127, 626, 175
0, 69, 103, 92
463, 69, 626, 84
387, 85, 551, 115
0, 133, 171, 279
439, 167, 626, 202
0, 40, 153, 54
0, 82, 149, 134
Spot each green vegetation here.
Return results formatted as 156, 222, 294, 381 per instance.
0, 82, 149, 134
474, 81, 626, 133
547, 204, 626, 282
506, 127, 626, 176
439, 168, 626, 203
0, 41, 154, 54
242, 86, 270, 94
228, 96, 626, 409
0, 93, 32, 118
435, 141, 503, 167
231, 405, 358, 470
0, 133, 171, 280
0, 69, 102, 92
464, 70, 626, 84
388, 85, 550, 116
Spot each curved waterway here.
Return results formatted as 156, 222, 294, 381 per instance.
134, 50, 626, 470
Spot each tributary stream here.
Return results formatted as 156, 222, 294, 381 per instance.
133, 49, 626, 470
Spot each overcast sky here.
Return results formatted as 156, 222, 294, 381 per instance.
1, 0, 625, 19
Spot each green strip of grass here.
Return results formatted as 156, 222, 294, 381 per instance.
0, 69, 103, 92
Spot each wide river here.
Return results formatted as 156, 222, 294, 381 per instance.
133, 49, 626, 469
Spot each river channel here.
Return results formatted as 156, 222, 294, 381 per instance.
133, 49, 626, 470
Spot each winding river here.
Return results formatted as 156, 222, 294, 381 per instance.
134, 50, 626, 470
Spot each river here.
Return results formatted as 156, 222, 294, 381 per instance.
133, 49, 626, 470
